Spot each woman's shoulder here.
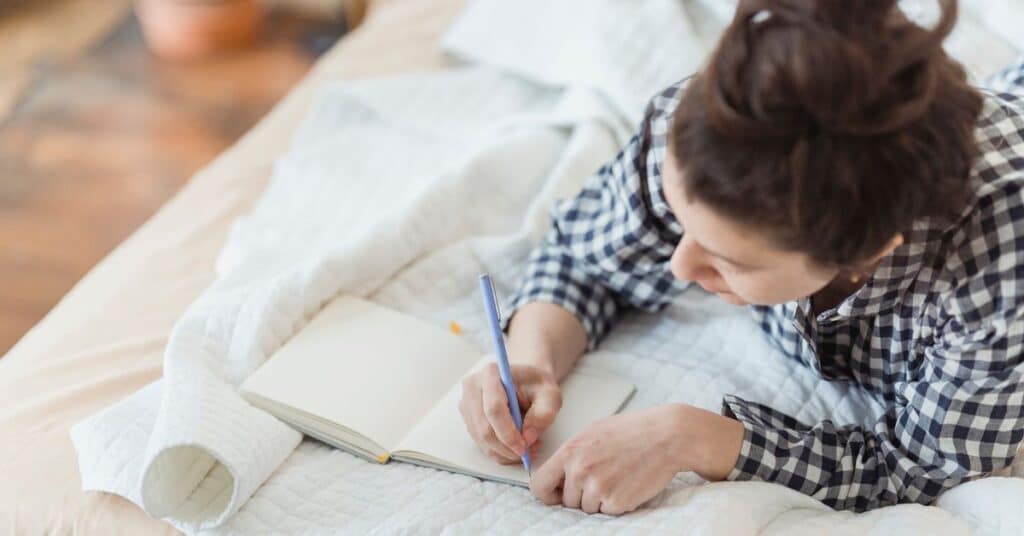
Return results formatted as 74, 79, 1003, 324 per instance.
917, 92, 1024, 326
961, 91, 1024, 215
643, 77, 690, 141
973, 90, 1024, 188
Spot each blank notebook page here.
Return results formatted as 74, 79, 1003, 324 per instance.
241, 296, 483, 451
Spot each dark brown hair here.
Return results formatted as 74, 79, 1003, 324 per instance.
670, 0, 983, 266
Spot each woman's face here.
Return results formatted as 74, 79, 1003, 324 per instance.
661, 149, 838, 306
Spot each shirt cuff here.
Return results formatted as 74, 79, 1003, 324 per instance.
501, 283, 615, 351
721, 394, 813, 487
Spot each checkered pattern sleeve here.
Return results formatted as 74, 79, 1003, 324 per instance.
724, 301, 1024, 511
503, 87, 686, 349
723, 99, 1024, 510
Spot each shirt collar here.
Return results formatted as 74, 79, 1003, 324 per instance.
819, 219, 937, 321
650, 144, 684, 237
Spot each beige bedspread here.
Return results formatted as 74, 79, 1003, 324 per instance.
0, 0, 466, 532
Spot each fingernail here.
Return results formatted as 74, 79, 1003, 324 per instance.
523, 427, 538, 445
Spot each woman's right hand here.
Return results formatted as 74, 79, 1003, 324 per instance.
458, 360, 563, 464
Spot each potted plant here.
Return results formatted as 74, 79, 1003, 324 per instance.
135, 0, 266, 60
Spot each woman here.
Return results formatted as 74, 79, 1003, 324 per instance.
458, 0, 1024, 515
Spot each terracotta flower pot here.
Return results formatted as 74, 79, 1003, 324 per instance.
135, 0, 266, 61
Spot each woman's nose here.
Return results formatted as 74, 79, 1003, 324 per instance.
670, 235, 704, 282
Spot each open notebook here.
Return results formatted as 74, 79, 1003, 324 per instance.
241, 296, 636, 487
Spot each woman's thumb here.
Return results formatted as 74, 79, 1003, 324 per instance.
521, 388, 561, 446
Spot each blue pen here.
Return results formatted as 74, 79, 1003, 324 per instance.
478, 273, 532, 474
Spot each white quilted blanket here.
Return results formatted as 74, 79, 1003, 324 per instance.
70, 0, 1024, 534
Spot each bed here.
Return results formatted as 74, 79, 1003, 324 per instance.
0, 0, 466, 532
3, 0, 1023, 534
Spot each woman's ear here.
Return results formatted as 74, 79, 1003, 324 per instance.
873, 233, 904, 262
845, 234, 905, 283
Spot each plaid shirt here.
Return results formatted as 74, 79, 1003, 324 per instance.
506, 57, 1024, 511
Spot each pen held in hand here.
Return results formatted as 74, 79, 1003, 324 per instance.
478, 273, 532, 474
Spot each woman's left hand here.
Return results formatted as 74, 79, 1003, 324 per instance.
528, 404, 690, 515
529, 403, 744, 515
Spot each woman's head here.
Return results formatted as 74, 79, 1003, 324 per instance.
664, 0, 982, 306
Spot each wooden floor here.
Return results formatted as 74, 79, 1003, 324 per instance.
0, 5, 346, 356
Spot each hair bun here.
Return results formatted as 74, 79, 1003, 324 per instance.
702, 0, 958, 139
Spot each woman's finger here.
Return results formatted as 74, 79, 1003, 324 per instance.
529, 449, 567, 505
561, 474, 583, 509
464, 377, 522, 460
473, 401, 522, 461
485, 448, 521, 464
581, 488, 602, 514
522, 385, 562, 445
481, 366, 527, 455
528, 439, 543, 459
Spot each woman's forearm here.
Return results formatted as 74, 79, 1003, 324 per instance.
506, 301, 588, 381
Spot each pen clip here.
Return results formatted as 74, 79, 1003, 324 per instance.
487, 276, 502, 322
